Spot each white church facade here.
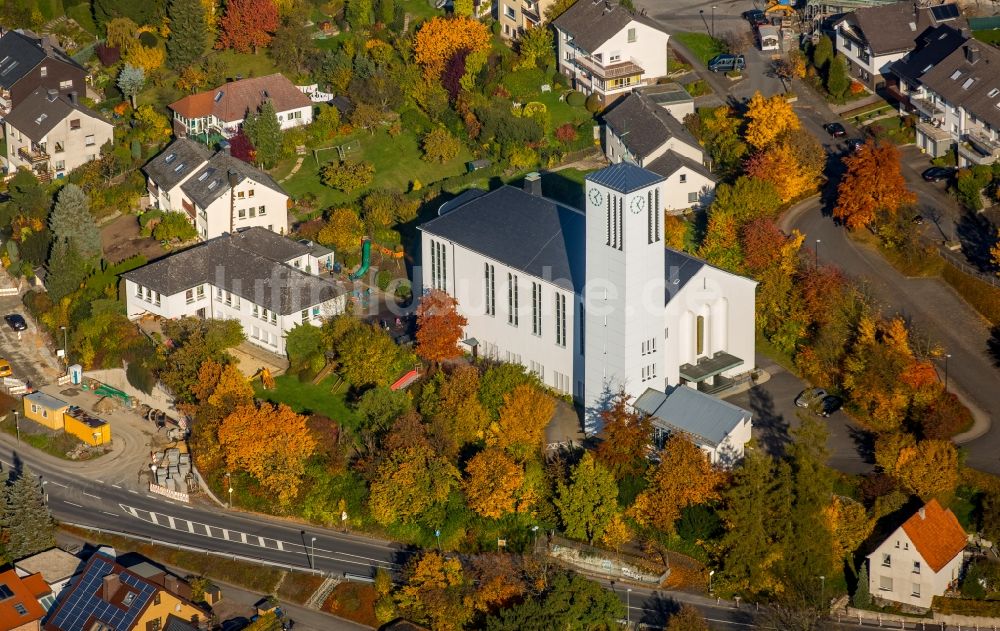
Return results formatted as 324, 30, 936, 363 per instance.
418, 163, 756, 433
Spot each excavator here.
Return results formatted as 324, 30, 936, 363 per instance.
764, 0, 796, 16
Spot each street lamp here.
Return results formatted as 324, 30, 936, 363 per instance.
310, 536, 317, 569
531, 525, 539, 550
626, 588, 632, 627
224, 471, 232, 508
60, 326, 68, 369
13, 411, 19, 445
815, 239, 821, 268
944, 353, 952, 391
819, 575, 826, 604
712, 5, 717, 39
435, 529, 441, 552
709, 569, 715, 593
699, 9, 710, 37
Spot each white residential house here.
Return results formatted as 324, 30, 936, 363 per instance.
122, 228, 342, 356
833, 2, 964, 91
867, 499, 967, 610
893, 37, 1000, 166
634, 386, 752, 466
168, 73, 313, 139
3, 88, 112, 179
602, 85, 717, 211
418, 163, 757, 434
143, 138, 290, 240
553, 0, 669, 106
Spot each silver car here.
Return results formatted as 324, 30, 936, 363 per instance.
795, 387, 827, 408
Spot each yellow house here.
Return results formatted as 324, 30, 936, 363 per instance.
22, 392, 70, 432
62, 407, 111, 446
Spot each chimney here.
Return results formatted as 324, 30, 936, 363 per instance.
961, 26, 971, 40
164, 574, 180, 594
68, 91, 77, 105
102, 574, 121, 601
46, 88, 58, 102
966, 44, 981, 64
919, 506, 926, 520
523, 172, 542, 196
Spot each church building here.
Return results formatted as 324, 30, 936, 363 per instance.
418, 162, 757, 433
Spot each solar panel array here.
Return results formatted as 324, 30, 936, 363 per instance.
930, 4, 960, 21
47, 556, 157, 631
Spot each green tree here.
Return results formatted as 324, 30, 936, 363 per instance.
356, 386, 411, 432
453, 0, 473, 17
7, 169, 49, 221
554, 453, 619, 544
117, 64, 146, 108
421, 127, 461, 163
853, 563, 871, 608
479, 363, 533, 419
369, 445, 460, 526
243, 101, 283, 168
335, 323, 404, 387
346, 0, 374, 29
1, 466, 55, 561
94, 0, 165, 29
321, 161, 376, 193
825, 54, 849, 98
981, 491, 1000, 543
160, 318, 245, 402
376, 0, 395, 24
49, 184, 101, 261
286, 323, 326, 374
309, 104, 341, 145
812, 34, 833, 72
486, 572, 625, 631
166, 0, 208, 70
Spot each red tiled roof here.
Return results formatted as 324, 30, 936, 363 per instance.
0, 569, 49, 630
168, 73, 311, 123
901, 499, 967, 573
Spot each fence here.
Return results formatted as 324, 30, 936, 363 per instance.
970, 17, 1000, 31
840, 605, 1000, 629
938, 246, 1000, 289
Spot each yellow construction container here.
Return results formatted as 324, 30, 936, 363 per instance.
63, 407, 111, 446
22, 392, 70, 431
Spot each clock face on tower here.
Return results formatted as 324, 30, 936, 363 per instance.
588, 187, 603, 207
630, 195, 646, 214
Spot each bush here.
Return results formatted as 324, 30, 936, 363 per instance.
376, 269, 392, 291
322, 161, 376, 193
584, 93, 602, 114
152, 212, 197, 242
138, 32, 158, 47
942, 263, 1000, 326
566, 90, 585, 107
421, 127, 461, 164
126, 361, 156, 395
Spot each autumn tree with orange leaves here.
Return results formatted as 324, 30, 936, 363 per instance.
834, 140, 916, 230
743, 91, 800, 150
396, 552, 470, 631
629, 434, 725, 533
463, 447, 534, 519
218, 402, 317, 506
414, 17, 491, 79
488, 383, 556, 457
469, 554, 526, 614
894, 439, 959, 499
216, 0, 279, 54
595, 389, 652, 480
416, 290, 468, 365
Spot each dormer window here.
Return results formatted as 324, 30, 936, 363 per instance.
963, 78, 976, 90
951, 70, 963, 80
174, 162, 185, 172
208, 180, 219, 190
198, 171, 209, 181
34, 113, 47, 124
164, 153, 177, 164
123, 591, 136, 606
214, 91, 224, 102
989, 88, 1000, 98
40, 66, 47, 77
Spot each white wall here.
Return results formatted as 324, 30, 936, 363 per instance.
5, 110, 112, 176
195, 178, 288, 239
275, 105, 314, 129
868, 529, 965, 609
557, 21, 669, 99
420, 231, 580, 396
662, 265, 756, 387
835, 28, 907, 82
657, 166, 715, 212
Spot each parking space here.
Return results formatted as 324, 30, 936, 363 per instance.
0, 289, 64, 387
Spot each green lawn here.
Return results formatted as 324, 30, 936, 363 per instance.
254, 374, 362, 428
212, 50, 281, 79
0, 417, 102, 460
973, 29, 1000, 46
275, 128, 472, 211
66, 4, 99, 36
673, 32, 727, 65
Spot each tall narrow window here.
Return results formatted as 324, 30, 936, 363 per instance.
532, 282, 542, 335
606, 195, 611, 246
654, 187, 661, 242
430, 240, 438, 289
485, 263, 495, 316
611, 196, 618, 249
647, 191, 653, 244
696, 315, 705, 356
508, 273, 519, 326
555, 293, 567, 347
618, 196, 624, 251
439, 242, 447, 290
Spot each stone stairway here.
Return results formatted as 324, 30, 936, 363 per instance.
305, 576, 342, 610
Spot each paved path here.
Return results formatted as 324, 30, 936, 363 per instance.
279, 156, 305, 183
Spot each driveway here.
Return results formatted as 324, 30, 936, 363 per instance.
725, 356, 874, 474
0, 284, 63, 387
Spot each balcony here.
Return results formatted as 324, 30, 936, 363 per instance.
18, 145, 49, 163
521, 2, 540, 23
958, 130, 1000, 166
916, 119, 953, 144
911, 96, 944, 119
572, 54, 645, 81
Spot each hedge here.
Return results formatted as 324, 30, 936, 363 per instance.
932, 596, 1000, 616
941, 263, 1000, 326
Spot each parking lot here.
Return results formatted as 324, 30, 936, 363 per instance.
0, 284, 63, 388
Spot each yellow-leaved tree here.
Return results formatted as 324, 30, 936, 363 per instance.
396, 552, 470, 631
895, 439, 959, 499
414, 17, 491, 79
824, 495, 874, 562
368, 445, 460, 526
488, 383, 556, 457
743, 91, 800, 150
463, 447, 529, 519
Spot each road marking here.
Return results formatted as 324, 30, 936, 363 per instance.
167, 516, 176, 528
95, 480, 103, 483
48, 481, 67, 488
257, 536, 265, 547
63, 501, 82, 508
83, 492, 100, 500
149, 513, 159, 525
186, 520, 195, 533
112, 484, 121, 489
102, 511, 118, 517
128, 490, 138, 494
276, 540, 284, 551
240, 532, 247, 544
223, 529, 230, 541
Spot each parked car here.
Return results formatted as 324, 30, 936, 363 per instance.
912, 214, 925, 225
708, 54, 746, 73
0, 359, 11, 378
795, 387, 827, 408
4, 314, 27, 331
922, 166, 955, 182
818, 395, 844, 417
846, 138, 865, 152
825, 122, 847, 138
743, 9, 767, 25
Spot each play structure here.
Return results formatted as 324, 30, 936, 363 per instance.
93, 384, 131, 406
390, 369, 421, 391
349, 237, 372, 281
764, 0, 796, 14
254, 367, 275, 390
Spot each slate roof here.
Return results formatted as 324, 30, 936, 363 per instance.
587, 161, 665, 194
603, 90, 701, 161
900, 499, 967, 573
121, 228, 344, 314
634, 386, 751, 447
3, 87, 107, 141
919, 41, 1000, 130
0, 30, 46, 89
163, 616, 200, 631
143, 138, 213, 192
838, 2, 965, 57
553, 0, 666, 53
664, 248, 706, 303
44, 554, 157, 631
891, 24, 968, 85
0, 568, 49, 631
168, 73, 311, 123
645, 149, 716, 182
180, 151, 286, 210
419, 185, 586, 293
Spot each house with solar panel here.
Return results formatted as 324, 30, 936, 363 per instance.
419, 163, 757, 434
43, 552, 209, 631
143, 138, 289, 240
